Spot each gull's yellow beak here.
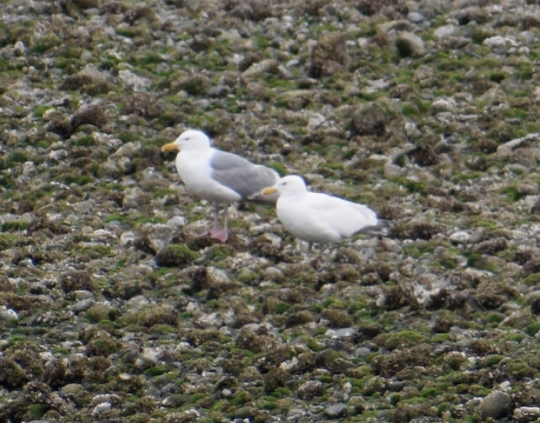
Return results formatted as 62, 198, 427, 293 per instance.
161, 142, 179, 153
261, 187, 277, 195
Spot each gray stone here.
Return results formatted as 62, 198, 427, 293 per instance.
407, 12, 425, 23
434, 25, 456, 39
324, 403, 347, 419
480, 390, 511, 419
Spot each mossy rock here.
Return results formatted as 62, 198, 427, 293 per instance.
71, 105, 108, 130
371, 344, 432, 378
86, 331, 121, 357
60, 270, 95, 293
360, 375, 386, 396
0, 234, 22, 251
316, 348, 340, 369
264, 367, 290, 394
0, 357, 29, 388
156, 244, 199, 267
375, 330, 427, 350
236, 329, 266, 354
521, 272, 540, 286
321, 308, 353, 328
285, 310, 315, 328
137, 306, 179, 328
85, 303, 117, 324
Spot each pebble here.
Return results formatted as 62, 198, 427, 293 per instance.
325, 328, 355, 338
263, 266, 283, 278
434, 25, 456, 39
71, 299, 95, 313
407, 12, 425, 23
0, 306, 18, 320
324, 403, 348, 419
449, 231, 470, 244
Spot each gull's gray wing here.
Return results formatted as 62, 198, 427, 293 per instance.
210, 150, 279, 204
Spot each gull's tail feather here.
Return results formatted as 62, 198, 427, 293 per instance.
356, 219, 394, 236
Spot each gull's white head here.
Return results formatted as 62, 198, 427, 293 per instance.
162, 130, 211, 153
262, 175, 307, 197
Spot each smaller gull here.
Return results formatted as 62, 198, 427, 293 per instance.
162, 130, 279, 242
262, 175, 386, 255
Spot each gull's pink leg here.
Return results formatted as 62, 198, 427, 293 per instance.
209, 204, 229, 242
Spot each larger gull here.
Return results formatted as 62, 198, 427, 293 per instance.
262, 175, 385, 255
162, 130, 279, 242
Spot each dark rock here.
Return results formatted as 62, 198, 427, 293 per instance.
71, 105, 108, 130
60, 271, 94, 293
264, 367, 290, 393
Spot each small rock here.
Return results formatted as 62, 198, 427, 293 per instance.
286, 408, 307, 420
354, 347, 371, 357
91, 229, 116, 243
98, 159, 121, 179
480, 390, 511, 419
449, 231, 470, 244
122, 187, 150, 209
71, 290, 95, 301
166, 216, 186, 228
208, 267, 231, 284
118, 69, 152, 91
263, 266, 283, 278
434, 25, 456, 39
384, 162, 406, 178
61, 383, 85, 395
397, 32, 425, 56
307, 113, 327, 130
13, 40, 26, 55
324, 403, 347, 419
513, 406, 540, 421
49, 149, 69, 161
483, 35, 517, 50
0, 306, 18, 320
142, 223, 175, 253
430, 98, 456, 114
361, 376, 386, 396
297, 380, 323, 400
72, 298, 96, 313
135, 347, 162, 369
120, 231, 137, 247
242, 58, 280, 77
468, 229, 486, 244
407, 12, 425, 23
326, 328, 355, 338
497, 134, 540, 157
348, 395, 367, 413
195, 312, 224, 328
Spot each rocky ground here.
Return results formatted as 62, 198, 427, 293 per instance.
2, 0, 540, 422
